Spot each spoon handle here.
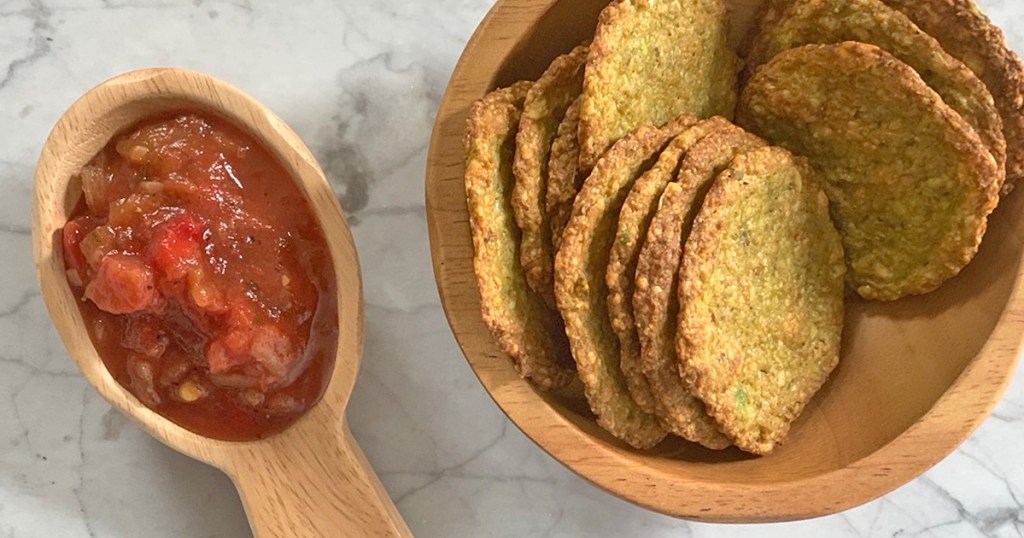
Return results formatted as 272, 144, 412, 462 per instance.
228, 422, 412, 538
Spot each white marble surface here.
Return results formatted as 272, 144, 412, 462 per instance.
1, 0, 1023, 536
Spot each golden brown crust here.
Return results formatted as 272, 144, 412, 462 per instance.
554, 115, 696, 449
465, 82, 576, 391
606, 117, 733, 417
513, 45, 589, 307
738, 42, 1000, 301
634, 128, 765, 449
546, 97, 583, 252
678, 147, 845, 455
578, 0, 740, 172
881, 0, 1024, 191
744, 0, 1005, 189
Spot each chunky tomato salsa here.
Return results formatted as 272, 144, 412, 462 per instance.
62, 112, 338, 441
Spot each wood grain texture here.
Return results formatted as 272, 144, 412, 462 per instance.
425, 0, 1024, 522
32, 69, 410, 538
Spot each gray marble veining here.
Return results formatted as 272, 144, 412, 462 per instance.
1, 1, 1023, 536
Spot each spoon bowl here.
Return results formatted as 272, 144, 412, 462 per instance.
32, 68, 410, 537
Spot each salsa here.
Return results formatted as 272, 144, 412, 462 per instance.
62, 112, 338, 441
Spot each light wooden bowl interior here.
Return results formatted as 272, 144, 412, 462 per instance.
33, 69, 410, 537
425, 0, 1024, 522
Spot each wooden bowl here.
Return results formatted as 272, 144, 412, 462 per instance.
425, 0, 1024, 522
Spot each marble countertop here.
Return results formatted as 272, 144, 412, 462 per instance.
1, 0, 1023, 536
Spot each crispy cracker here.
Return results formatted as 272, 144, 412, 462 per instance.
679, 147, 845, 455
738, 43, 1000, 301
606, 117, 732, 416
634, 128, 765, 449
554, 115, 697, 449
744, 0, 1005, 189
546, 96, 583, 252
513, 45, 589, 307
578, 0, 740, 172
465, 82, 576, 391
881, 0, 1024, 191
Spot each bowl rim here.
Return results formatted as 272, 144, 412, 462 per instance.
424, 0, 1024, 522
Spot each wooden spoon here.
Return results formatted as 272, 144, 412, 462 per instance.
31, 68, 412, 538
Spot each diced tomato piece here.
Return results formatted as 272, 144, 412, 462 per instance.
62, 217, 101, 285
226, 301, 255, 327
148, 215, 202, 281
206, 324, 296, 389
206, 330, 251, 373
84, 254, 160, 314
248, 326, 295, 383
